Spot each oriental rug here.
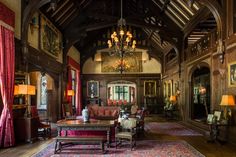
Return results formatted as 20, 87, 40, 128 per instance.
33, 140, 205, 157
145, 122, 203, 136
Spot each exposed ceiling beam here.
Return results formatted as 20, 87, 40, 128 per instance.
183, 7, 211, 37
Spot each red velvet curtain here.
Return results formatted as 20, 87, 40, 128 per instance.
76, 66, 81, 115
0, 26, 15, 147
67, 57, 82, 115
66, 66, 72, 103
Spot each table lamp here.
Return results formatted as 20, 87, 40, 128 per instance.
67, 89, 75, 96
220, 95, 235, 123
169, 95, 177, 104
18, 84, 36, 117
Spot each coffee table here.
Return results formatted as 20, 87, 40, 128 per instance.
56, 119, 115, 146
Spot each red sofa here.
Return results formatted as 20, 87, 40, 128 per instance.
87, 104, 120, 120
61, 105, 120, 142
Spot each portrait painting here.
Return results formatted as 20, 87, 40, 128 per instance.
144, 81, 156, 97
87, 81, 99, 98
228, 61, 236, 87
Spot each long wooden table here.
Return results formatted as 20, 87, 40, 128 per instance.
56, 119, 115, 147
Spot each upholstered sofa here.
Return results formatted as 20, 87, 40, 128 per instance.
61, 104, 120, 142
87, 104, 120, 120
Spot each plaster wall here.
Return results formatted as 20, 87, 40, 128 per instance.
83, 57, 161, 74
27, 12, 63, 63
68, 46, 80, 64
28, 12, 39, 50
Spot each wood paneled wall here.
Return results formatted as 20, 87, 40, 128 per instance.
81, 74, 162, 109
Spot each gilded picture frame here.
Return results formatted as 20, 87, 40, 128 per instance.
40, 14, 62, 58
228, 61, 236, 87
87, 80, 99, 98
144, 80, 156, 97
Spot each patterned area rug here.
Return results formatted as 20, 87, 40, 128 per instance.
145, 122, 203, 136
33, 140, 204, 157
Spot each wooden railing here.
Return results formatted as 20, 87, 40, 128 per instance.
185, 29, 217, 61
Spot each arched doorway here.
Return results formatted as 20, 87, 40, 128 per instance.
191, 66, 210, 123
29, 71, 56, 121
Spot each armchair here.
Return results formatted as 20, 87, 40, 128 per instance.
115, 118, 137, 150
62, 103, 75, 119
31, 106, 51, 139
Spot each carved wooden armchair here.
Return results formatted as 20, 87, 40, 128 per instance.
31, 106, 51, 139
115, 118, 137, 150
62, 103, 74, 119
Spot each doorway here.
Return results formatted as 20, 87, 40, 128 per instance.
191, 66, 210, 123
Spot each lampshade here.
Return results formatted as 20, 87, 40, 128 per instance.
67, 90, 75, 96
170, 95, 177, 102
220, 95, 235, 106
199, 86, 206, 95
18, 84, 36, 95
14, 85, 19, 95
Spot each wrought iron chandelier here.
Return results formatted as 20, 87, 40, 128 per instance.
112, 59, 130, 73
107, 0, 136, 57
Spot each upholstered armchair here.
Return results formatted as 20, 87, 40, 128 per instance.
115, 118, 137, 150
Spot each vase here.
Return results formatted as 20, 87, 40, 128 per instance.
82, 106, 89, 123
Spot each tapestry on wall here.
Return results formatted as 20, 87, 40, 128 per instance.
40, 14, 62, 58
101, 52, 142, 72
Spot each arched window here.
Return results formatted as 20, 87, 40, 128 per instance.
40, 74, 48, 109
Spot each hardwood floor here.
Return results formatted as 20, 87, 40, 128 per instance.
0, 115, 236, 157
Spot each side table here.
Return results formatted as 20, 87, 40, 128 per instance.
208, 122, 228, 144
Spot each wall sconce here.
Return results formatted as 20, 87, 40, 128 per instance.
29, 16, 38, 34
219, 53, 224, 64
217, 39, 225, 64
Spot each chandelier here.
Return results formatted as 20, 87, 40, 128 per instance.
112, 59, 130, 73
107, 0, 136, 57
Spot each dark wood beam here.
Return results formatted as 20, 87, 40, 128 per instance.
145, 0, 181, 30
183, 7, 211, 38
85, 12, 119, 21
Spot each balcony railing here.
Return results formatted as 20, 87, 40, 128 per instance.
185, 29, 217, 61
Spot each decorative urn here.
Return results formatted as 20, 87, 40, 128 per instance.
82, 106, 89, 122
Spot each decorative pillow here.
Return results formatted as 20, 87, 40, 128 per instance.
107, 99, 112, 106
112, 110, 118, 117
113, 100, 117, 105
98, 108, 105, 116
104, 110, 111, 116
89, 110, 95, 117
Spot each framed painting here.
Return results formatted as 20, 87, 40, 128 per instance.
144, 80, 156, 97
214, 111, 222, 122
87, 80, 99, 98
40, 14, 62, 58
228, 61, 236, 87
207, 114, 214, 124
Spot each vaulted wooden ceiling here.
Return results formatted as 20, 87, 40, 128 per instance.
39, 0, 217, 63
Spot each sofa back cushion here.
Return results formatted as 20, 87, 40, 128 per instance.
104, 109, 111, 116
97, 108, 105, 116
